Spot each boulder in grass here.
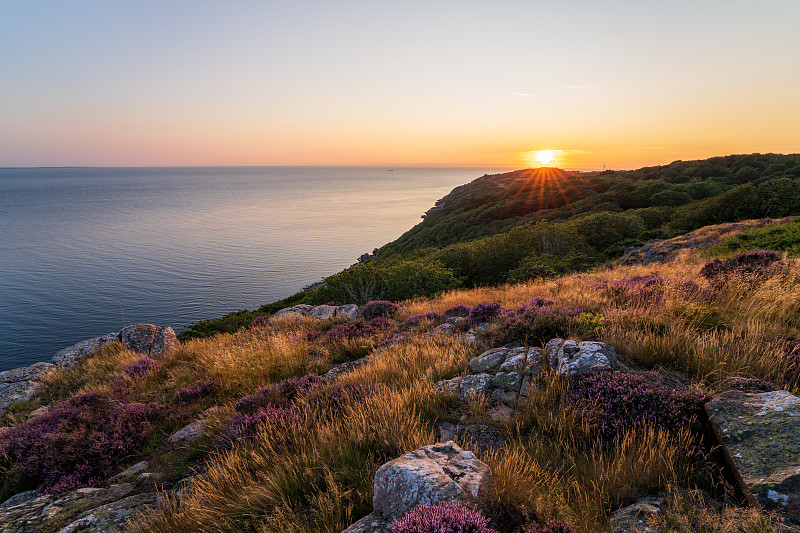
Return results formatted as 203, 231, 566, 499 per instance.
706, 390, 800, 524
0, 362, 56, 412
119, 324, 180, 357
372, 441, 496, 517
310, 305, 338, 320
550, 338, 617, 376
272, 304, 314, 318
335, 304, 361, 321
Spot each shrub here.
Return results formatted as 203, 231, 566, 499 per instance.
402, 311, 446, 329
468, 302, 503, 324
0, 392, 163, 498
220, 404, 305, 447
362, 300, 400, 321
727, 377, 776, 392
699, 250, 782, 287
234, 375, 326, 413
122, 356, 159, 380
390, 502, 497, 533
172, 378, 221, 404
247, 315, 270, 330
444, 304, 472, 318
527, 520, 598, 533
491, 299, 587, 346
599, 274, 664, 307
566, 370, 709, 440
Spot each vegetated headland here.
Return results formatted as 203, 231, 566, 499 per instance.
2, 152, 800, 532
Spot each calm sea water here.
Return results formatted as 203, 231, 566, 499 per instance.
0, 166, 505, 371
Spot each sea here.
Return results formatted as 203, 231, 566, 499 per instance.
0, 166, 507, 371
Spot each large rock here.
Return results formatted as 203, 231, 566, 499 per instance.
272, 304, 314, 318
0, 362, 56, 412
51, 332, 120, 368
706, 390, 800, 524
0, 483, 158, 533
336, 304, 361, 321
119, 324, 180, 357
550, 339, 617, 376
469, 348, 508, 373
610, 496, 664, 532
310, 305, 338, 320
459, 373, 492, 401
372, 441, 496, 517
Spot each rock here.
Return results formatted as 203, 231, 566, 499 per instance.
56, 492, 159, 533
51, 333, 119, 368
459, 373, 492, 401
490, 389, 518, 406
706, 390, 800, 523
272, 304, 314, 318
499, 354, 525, 372
491, 371, 522, 391
109, 461, 149, 482
342, 513, 392, 533
0, 490, 38, 509
169, 420, 206, 444
458, 424, 507, 453
488, 404, 514, 422
119, 324, 180, 357
469, 348, 507, 373
435, 421, 459, 442
0, 362, 56, 412
430, 323, 455, 336
310, 305, 338, 320
435, 376, 463, 394
336, 304, 361, 320
556, 340, 617, 376
545, 338, 565, 367
372, 441, 496, 518
28, 406, 49, 419
323, 357, 369, 380
519, 375, 533, 398
610, 496, 664, 532
0, 483, 148, 532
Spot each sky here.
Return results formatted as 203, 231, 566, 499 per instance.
1, 1, 799, 169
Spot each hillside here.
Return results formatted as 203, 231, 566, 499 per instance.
180, 153, 800, 341
2, 231, 800, 531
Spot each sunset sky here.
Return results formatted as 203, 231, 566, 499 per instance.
2, 1, 799, 169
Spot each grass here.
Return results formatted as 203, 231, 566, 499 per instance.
4, 244, 799, 532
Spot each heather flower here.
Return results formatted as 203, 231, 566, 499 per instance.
173, 378, 221, 404
491, 299, 586, 346
123, 356, 159, 379
700, 250, 782, 288
362, 300, 400, 320
567, 370, 710, 440
390, 502, 497, 533
402, 311, 446, 329
221, 404, 305, 447
727, 376, 775, 392
0, 392, 164, 497
527, 520, 598, 533
444, 304, 472, 318
247, 315, 270, 330
468, 302, 503, 324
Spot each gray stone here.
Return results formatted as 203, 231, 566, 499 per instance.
109, 461, 149, 482
545, 338, 565, 367
706, 390, 800, 524
0, 490, 38, 510
342, 512, 392, 533
272, 304, 314, 318
459, 373, 492, 401
436, 422, 459, 442
519, 375, 533, 398
488, 404, 514, 422
0, 362, 56, 412
556, 340, 617, 376
610, 496, 664, 532
335, 304, 361, 320
119, 324, 180, 357
490, 389, 518, 406
168, 420, 206, 444
469, 348, 507, 373
492, 371, 522, 391
56, 492, 159, 533
499, 354, 525, 372
310, 305, 338, 320
372, 441, 496, 518
458, 424, 507, 453
435, 376, 463, 394
52, 332, 119, 368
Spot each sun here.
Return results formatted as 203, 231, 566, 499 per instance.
534, 150, 557, 164
525, 150, 561, 167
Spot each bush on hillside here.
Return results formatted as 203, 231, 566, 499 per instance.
699, 250, 782, 288
173, 378, 222, 405
490, 299, 589, 346
598, 274, 665, 307
362, 301, 401, 321
122, 356, 160, 380
444, 304, 473, 318
0, 392, 164, 498
402, 311, 446, 329
390, 502, 497, 533
566, 370, 709, 440
710, 218, 800, 257
507, 252, 592, 282
468, 302, 503, 324
726, 376, 776, 392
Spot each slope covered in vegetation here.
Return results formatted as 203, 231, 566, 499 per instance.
181, 153, 800, 341
2, 238, 799, 531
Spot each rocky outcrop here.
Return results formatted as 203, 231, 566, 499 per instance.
51, 332, 120, 368
610, 496, 664, 532
343, 441, 497, 532
0, 362, 56, 412
271, 303, 362, 322
119, 324, 180, 357
545, 338, 617, 376
0, 483, 158, 533
706, 390, 800, 524
51, 324, 180, 370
